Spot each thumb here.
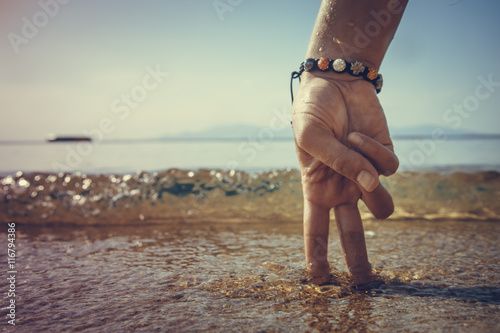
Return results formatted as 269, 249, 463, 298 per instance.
294, 117, 379, 192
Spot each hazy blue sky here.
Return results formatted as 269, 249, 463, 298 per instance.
1, 0, 499, 140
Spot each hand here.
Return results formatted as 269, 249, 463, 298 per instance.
292, 71, 399, 284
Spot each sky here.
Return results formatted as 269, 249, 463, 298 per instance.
0, 0, 499, 141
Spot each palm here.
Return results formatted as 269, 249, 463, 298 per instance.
293, 74, 393, 212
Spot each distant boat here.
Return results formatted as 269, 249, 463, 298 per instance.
47, 134, 92, 143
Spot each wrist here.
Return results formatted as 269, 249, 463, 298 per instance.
306, 46, 381, 71
298, 57, 383, 94
301, 70, 363, 84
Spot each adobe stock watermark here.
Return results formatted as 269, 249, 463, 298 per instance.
178, 105, 292, 222
229, 106, 292, 170
7, 0, 71, 54
51, 65, 169, 172
397, 74, 499, 172
334, 0, 404, 59
6, 223, 17, 326
213, 0, 243, 21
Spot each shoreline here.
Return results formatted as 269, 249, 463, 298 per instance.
2, 164, 500, 178
1, 169, 500, 225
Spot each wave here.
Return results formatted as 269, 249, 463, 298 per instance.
1, 169, 499, 225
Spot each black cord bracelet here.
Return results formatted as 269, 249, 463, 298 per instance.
290, 57, 383, 104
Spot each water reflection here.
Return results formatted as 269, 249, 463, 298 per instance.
6, 220, 500, 332
301, 288, 373, 331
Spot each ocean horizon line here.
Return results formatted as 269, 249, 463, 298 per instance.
1, 133, 500, 145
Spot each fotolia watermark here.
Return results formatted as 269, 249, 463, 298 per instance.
7, 0, 71, 54
398, 73, 499, 172
213, 0, 243, 21
51, 65, 169, 172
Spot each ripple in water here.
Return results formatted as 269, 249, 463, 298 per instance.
4, 220, 499, 332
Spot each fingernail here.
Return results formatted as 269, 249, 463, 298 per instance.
349, 133, 363, 146
357, 170, 376, 192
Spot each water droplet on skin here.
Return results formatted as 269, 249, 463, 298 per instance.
319, 47, 323, 52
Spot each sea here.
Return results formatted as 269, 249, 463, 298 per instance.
1, 136, 500, 175
1, 137, 499, 332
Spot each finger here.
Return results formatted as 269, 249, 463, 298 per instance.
333, 203, 373, 283
360, 183, 394, 220
294, 115, 380, 192
303, 199, 331, 279
346, 132, 396, 219
348, 132, 399, 176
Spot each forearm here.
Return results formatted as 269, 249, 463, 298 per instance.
306, 0, 408, 69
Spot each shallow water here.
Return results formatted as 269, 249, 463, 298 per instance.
2, 220, 499, 332
2, 169, 500, 225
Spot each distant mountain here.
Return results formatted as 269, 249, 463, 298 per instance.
389, 124, 499, 139
161, 123, 498, 141
164, 123, 294, 140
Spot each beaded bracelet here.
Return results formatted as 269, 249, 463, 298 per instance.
290, 57, 383, 103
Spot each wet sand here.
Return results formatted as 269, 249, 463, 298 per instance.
2, 220, 499, 332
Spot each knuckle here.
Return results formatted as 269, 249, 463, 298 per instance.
374, 208, 393, 220
294, 131, 309, 150
373, 202, 394, 220
294, 122, 324, 153
329, 155, 350, 177
293, 123, 312, 150
384, 156, 400, 176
